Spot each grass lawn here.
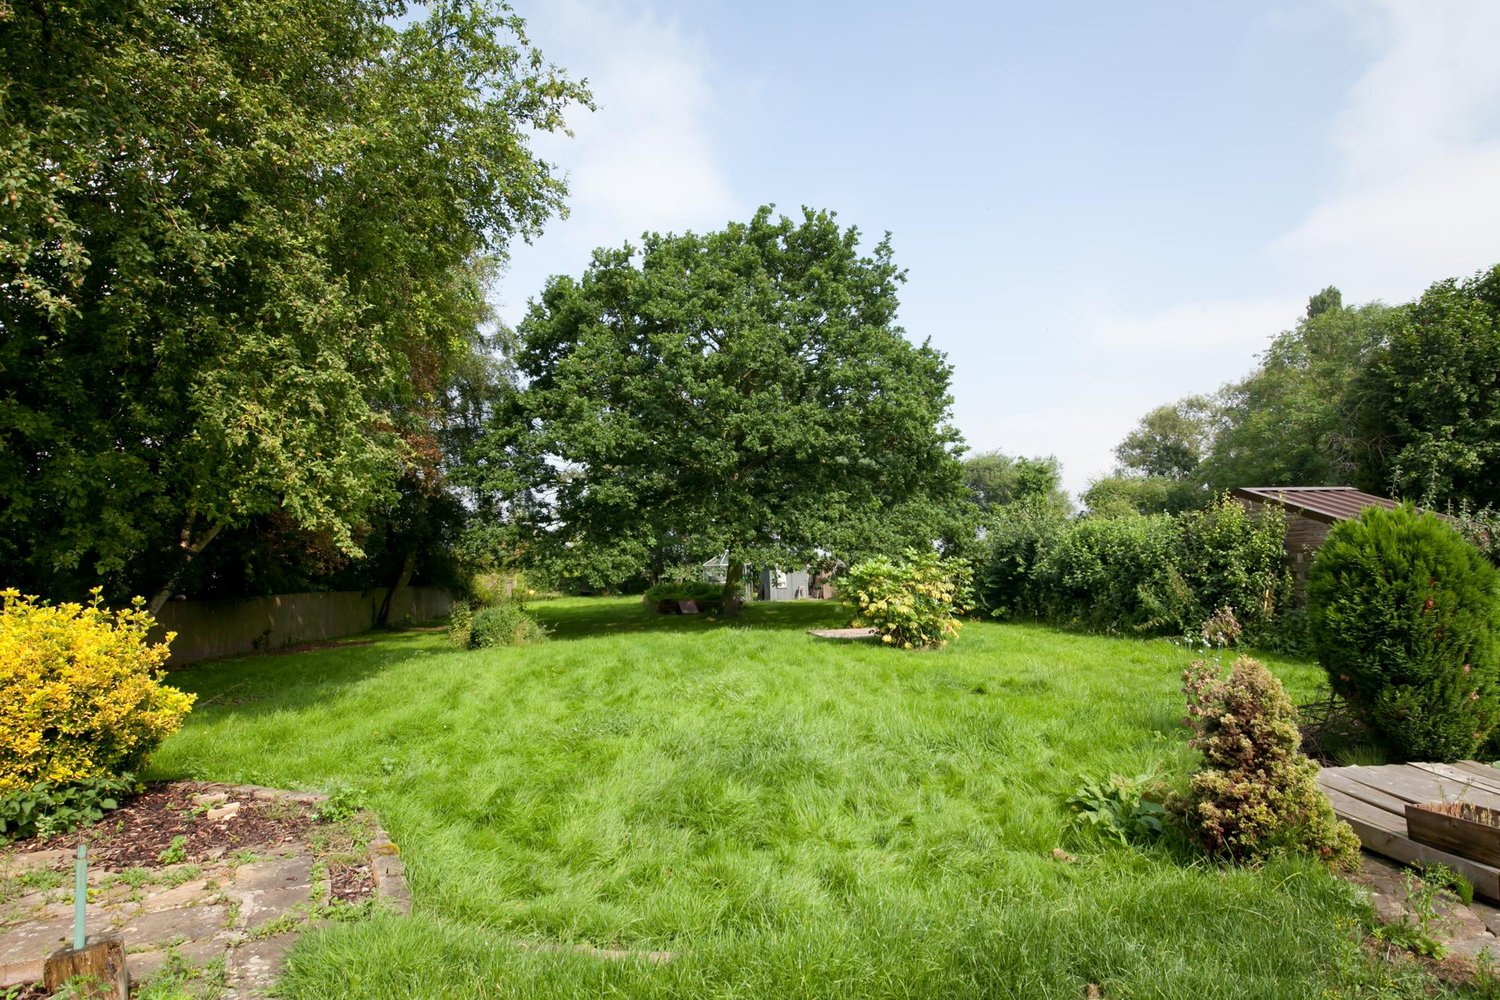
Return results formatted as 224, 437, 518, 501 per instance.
149, 597, 1453, 998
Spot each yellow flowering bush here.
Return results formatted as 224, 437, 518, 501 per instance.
843, 550, 973, 650
0, 589, 194, 793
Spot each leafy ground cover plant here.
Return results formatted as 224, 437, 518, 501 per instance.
0, 589, 193, 792
1067, 773, 1166, 846
0, 773, 137, 842
843, 549, 972, 649
1176, 656, 1360, 868
1308, 504, 1500, 761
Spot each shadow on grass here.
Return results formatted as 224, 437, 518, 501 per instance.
532, 596, 847, 641
165, 632, 447, 719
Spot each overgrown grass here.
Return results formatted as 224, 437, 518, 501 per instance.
149, 598, 1454, 998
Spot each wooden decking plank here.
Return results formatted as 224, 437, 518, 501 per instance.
1445, 760, 1500, 784
1338, 809, 1500, 901
1318, 770, 1414, 817
1339, 765, 1494, 807
1408, 761, 1500, 799
1319, 784, 1405, 835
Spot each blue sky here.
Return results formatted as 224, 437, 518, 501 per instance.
497, 1, 1500, 498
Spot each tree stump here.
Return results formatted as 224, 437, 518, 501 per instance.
43, 936, 127, 999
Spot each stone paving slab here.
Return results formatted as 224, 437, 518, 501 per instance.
0, 783, 410, 997
1354, 851, 1500, 964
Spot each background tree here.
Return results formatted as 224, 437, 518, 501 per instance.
1082, 475, 1203, 517
501, 206, 971, 594
1202, 293, 1393, 492
962, 451, 1070, 513
1114, 395, 1217, 481
1356, 265, 1500, 508
0, 0, 589, 607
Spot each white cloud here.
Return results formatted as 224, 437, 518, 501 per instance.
498, 0, 738, 320
1045, 0, 1500, 493
1274, 0, 1500, 300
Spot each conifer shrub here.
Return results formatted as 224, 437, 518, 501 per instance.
1176, 656, 1359, 868
0, 589, 194, 793
844, 549, 972, 649
1307, 504, 1500, 761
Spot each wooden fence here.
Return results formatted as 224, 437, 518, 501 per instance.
152, 587, 453, 666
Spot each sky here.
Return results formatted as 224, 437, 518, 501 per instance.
493, 0, 1500, 499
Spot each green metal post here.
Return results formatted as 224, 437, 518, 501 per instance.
73, 842, 86, 951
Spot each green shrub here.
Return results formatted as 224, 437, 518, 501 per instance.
1171, 496, 1291, 641
1034, 512, 1178, 631
1175, 656, 1359, 868
469, 602, 548, 648
1066, 773, 1166, 846
0, 773, 138, 842
447, 602, 474, 648
975, 498, 1067, 619
1307, 504, 1500, 761
977, 494, 1293, 643
0, 589, 194, 792
843, 549, 972, 649
643, 580, 725, 612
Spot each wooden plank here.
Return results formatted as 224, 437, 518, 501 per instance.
1320, 784, 1405, 835
1446, 760, 1500, 784
1319, 770, 1413, 817
1409, 761, 1500, 799
1406, 803, 1500, 868
1332, 808, 1500, 901
1338, 765, 1489, 807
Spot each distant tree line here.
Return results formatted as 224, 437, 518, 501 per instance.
1089, 265, 1500, 516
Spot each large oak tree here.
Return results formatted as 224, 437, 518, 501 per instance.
506, 207, 971, 590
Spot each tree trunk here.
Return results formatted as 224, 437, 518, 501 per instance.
378, 549, 419, 627
148, 518, 223, 614
722, 556, 745, 617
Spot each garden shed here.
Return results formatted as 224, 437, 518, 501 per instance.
700, 556, 832, 601
1230, 486, 1399, 598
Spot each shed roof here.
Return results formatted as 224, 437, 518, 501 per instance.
1230, 486, 1399, 525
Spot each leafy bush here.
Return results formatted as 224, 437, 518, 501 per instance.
977, 494, 1292, 643
1171, 497, 1290, 640
843, 549, 972, 649
0, 773, 138, 842
447, 601, 474, 648
975, 498, 1068, 619
0, 589, 194, 793
469, 601, 548, 648
1175, 656, 1359, 867
1307, 504, 1500, 761
1066, 773, 1166, 845
643, 580, 725, 612
1034, 512, 1178, 631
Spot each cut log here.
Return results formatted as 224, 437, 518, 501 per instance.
43, 936, 127, 999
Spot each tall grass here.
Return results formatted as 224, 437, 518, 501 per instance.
149, 598, 1448, 998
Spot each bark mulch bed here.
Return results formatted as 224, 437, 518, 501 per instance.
30, 781, 316, 869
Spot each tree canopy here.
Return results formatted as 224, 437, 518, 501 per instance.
1114, 396, 1217, 481
1356, 266, 1500, 509
1203, 296, 1393, 492
0, 0, 588, 606
501, 207, 971, 587
962, 451, 1070, 513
